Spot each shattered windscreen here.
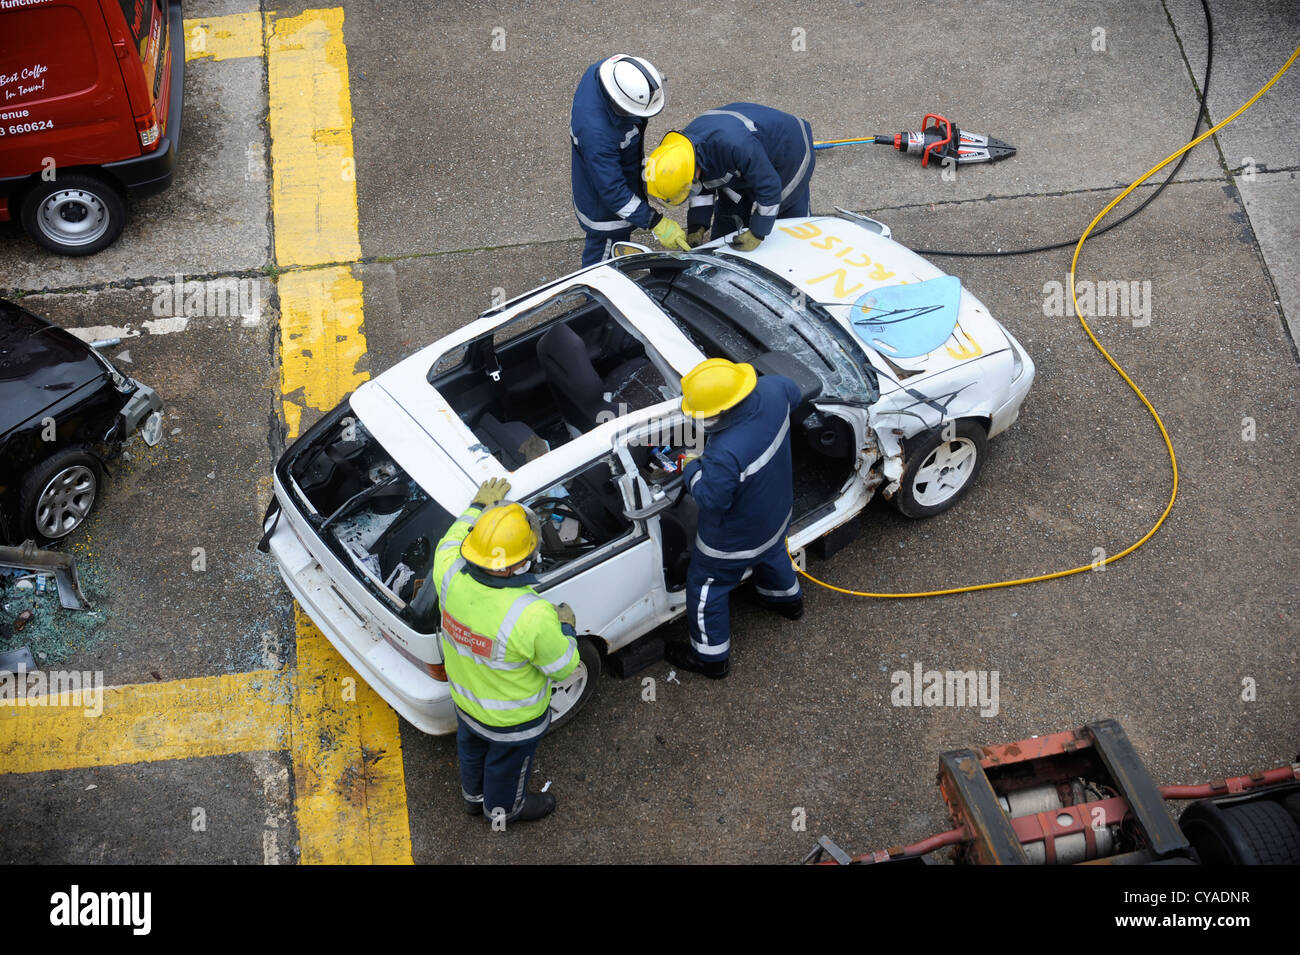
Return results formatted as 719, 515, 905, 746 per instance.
674, 259, 878, 404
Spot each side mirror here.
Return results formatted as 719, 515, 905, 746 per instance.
610, 241, 652, 258
834, 207, 892, 239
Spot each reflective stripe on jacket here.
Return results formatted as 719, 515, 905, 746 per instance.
432, 505, 581, 726
682, 375, 801, 563
681, 103, 813, 238
570, 61, 657, 233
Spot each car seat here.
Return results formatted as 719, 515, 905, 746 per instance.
536, 324, 615, 436
473, 413, 547, 469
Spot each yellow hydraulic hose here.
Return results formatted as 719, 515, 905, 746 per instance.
794, 42, 1300, 600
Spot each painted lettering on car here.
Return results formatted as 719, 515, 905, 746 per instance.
777, 220, 898, 297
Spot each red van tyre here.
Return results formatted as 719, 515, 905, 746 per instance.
20, 174, 127, 256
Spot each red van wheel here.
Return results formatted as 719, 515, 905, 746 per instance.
20, 174, 127, 256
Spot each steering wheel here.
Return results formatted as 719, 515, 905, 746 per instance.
529, 496, 603, 572
530, 496, 601, 537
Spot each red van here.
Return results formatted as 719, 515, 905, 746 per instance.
0, 0, 183, 256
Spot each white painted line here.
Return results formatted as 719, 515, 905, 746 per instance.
65, 313, 264, 344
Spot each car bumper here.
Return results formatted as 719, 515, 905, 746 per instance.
265, 493, 457, 736
120, 382, 164, 440
988, 328, 1036, 438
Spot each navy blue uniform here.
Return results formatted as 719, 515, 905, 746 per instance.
680, 375, 803, 660
682, 103, 815, 241
570, 61, 658, 266
456, 708, 548, 822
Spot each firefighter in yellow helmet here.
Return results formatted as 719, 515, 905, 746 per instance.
645, 104, 816, 251
667, 359, 804, 678
431, 477, 580, 823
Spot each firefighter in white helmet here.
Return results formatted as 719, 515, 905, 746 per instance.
570, 54, 690, 266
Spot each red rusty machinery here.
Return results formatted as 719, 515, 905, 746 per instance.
806, 720, 1300, 866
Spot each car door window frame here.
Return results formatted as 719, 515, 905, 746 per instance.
526, 453, 647, 592
612, 410, 695, 519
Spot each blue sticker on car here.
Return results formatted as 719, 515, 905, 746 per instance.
849, 276, 962, 359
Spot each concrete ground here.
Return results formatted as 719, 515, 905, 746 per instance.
0, 0, 1296, 864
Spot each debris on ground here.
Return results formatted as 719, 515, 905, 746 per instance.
0, 541, 91, 610
0, 646, 36, 674
0, 551, 108, 667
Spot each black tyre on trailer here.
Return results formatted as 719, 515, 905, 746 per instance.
1180, 797, 1300, 865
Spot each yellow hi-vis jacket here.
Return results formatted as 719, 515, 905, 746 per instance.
432, 504, 580, 727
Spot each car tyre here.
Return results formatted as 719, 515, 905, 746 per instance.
547, 636, 601, 732
18, 447, 104, 544
894, 419, 988, 518
20, 174, 127, 256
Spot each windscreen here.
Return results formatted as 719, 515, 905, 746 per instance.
665, 259, 878, 404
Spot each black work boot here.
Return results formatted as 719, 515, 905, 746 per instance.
764, 597, 804, 621
514, 792, 557, 822
464, 797, 484, 816
665, 641, 731, 679
483, 793, 556, 825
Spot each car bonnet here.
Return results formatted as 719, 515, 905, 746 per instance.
723, 217, 1011, 388
0, 300, 106, 434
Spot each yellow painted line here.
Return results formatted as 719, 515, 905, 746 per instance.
276, 266, 368, 441
269, 8, 413, 864
183, 12, 266, 62
0, 5, 413, 865
0, 671, 289, 775
266, 8, 363, 267
291, 610, 412, 864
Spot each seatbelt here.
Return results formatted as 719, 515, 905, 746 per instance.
482, 347, 516, 419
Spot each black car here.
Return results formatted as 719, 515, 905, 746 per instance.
0, 298, 163, 544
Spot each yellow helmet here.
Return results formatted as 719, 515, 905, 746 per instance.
645, 131, 696, 205
461, 502, 541, 571
680, 358, 757, 419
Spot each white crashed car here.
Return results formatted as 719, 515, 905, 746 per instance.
261, 214, 1035, 734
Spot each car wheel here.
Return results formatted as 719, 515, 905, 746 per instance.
20, 174, 127, 256
894, 419, 988, 518
18, 448, 104, 543
547, 636, 601, 732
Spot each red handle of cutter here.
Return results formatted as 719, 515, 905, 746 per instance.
920, 113, 953, 168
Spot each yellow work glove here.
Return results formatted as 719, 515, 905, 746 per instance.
651, 216, 691, 252
471, 477, 511, 508
729, 229, 762, 252
556, 602, 577, 629
687, 226, 711, 247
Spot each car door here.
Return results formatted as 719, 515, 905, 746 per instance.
607, 412, 700, 615
523, 452, 662, 653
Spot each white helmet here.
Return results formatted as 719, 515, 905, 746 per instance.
598, 54, 666, 118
